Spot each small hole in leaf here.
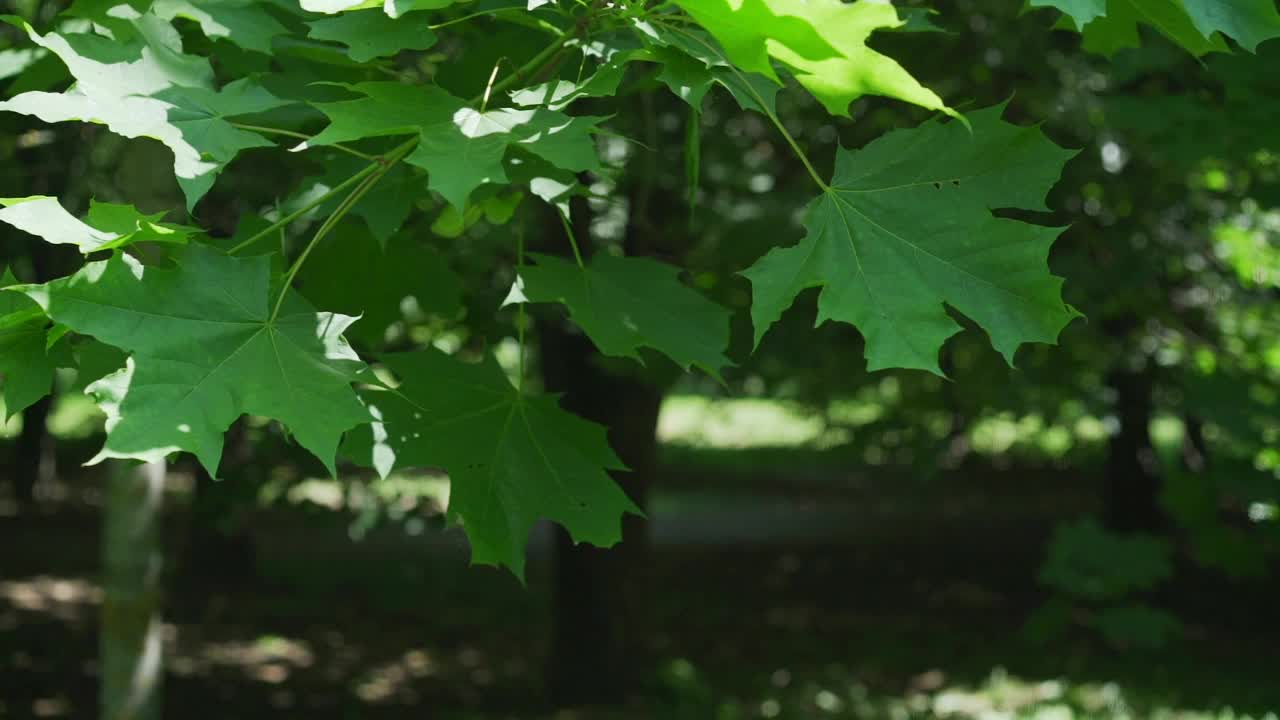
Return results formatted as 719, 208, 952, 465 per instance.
932, 182, 941, 189
951, 180, 960, 187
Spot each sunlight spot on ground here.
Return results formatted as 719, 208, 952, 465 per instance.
0, 576, 101, 622
199, 635, 315, 683
658, 396, 843, 449
31, 697, 70, 717
353, 648, 439, 704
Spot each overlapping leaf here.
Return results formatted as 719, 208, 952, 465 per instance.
14, 245, 370, 475
669, 0, 951, 117
343, 349, 639, 578
296, 224, 462, 346
516, 253, 732, 378
742, 106, 1079, 374
307, 82, 603, 208
307, 9, 437, 62
0, 16, 286, 208
0, 269, 56, 419
1032, 0, 1280, 54
152, 0, 290, 53
0, 196, 198, 253
638, 21, 782, 113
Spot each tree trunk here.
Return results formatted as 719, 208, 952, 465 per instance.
101, 460, 166, 720
180, 422, 258, 589
1103, 367, 1164, 533
11, 394, 53, 507
540, 318, 663, 706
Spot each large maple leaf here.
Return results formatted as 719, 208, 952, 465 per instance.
343, 349, 639, 578
517, 253, 732, 378
742, 106, 1080, 374
13, 245, 370, 475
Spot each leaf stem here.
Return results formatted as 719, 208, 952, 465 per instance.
467, 31, 576, 105
557, 208, 586, 269
227, 162, 384, 255
230, 122, 377, 160
656, 21, 830, 192
428, 6, 545, 31
255, 29, 578, 306
268, 140, 416, 322
515, 220, 527, 393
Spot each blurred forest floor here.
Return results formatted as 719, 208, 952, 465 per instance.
0, 398, 1278, 720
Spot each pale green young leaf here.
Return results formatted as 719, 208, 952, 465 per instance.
518, 253, 732, 378
742, 106, 1079, 374
0, 268, 56, 419
307, 9, 437, 62
14, 245, 370, 476
0, 196, 197, 253
671, 0, 951, 117
342, 349, 639, 578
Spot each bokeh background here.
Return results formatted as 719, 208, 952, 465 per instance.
1, 0, 1278, 718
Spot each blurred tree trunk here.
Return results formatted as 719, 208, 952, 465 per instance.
11, 394, 53, 507
101, 459, 166, 720
182, 421, 257, 588
540, 172, 670, 704
541, 320, 662, 706
1103, 366, 1164, 533
9, 239, 59, 508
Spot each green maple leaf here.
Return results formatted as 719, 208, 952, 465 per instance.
1029, 0, 1107, 28
1035, 0, 1280, 54
0, 269, 56, 419
411, 107, 601, 209
508, 51, 634, 111
0, 18, 283, 208
155, 78, 294, 162
288, 156, 418, 246
14, 245, 371, 475
296, 224, 462, 346
308, 82, 603, 208
0, 196, 197, 253
638, 22, 781, 113
670, 0, 951, 117
517, 253, 732, 378
343, 349, 639, 578
305, 82, 460, 145
152, 0, 290, 53
308, 9, 437, 62
742, 106, 1080, 374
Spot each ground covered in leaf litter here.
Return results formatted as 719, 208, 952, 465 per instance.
0, 458, 1277, 720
